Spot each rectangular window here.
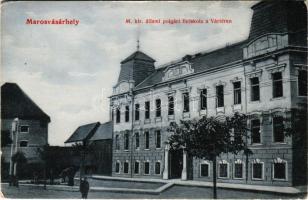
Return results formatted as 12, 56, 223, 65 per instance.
273, 116, 284, 143
251, 119, 261, 144
115, 162, 120, 173
20, 125, 29, 133
156, 130, 161, 148
145, 131, 150, 149
168, 96, 174, 115
135, 132, 140, 149
155, 162, 161, 175
116, 108, 121, 123
115, 135, 120, 150
200, 163, 209, 177
252, 163, 263, 179
219, 163, 228, 178
145, 101, 150, 119
135, 104, 140, 121
125, 106, 129, 122
274, 163, 286, 179
183, 92, 190, 113
216, 85, 224, 108
144, 162, 150, 175
233, 81, 241, 104
124, 132, 129, 150
234, 163, 243, 179
273, 72, 283, 98
124, 162, 129, 174
19, 141, 28, 147
156, 99, 161, 117
250, 77, 260, 101
298, 70, 307, 96
134, 162, 140, 174
200, 89, 207, 110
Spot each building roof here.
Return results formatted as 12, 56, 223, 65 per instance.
1, 82, 50, 122
65, 122, 100, 143
248, 1, 307, 41
89, 121, 113, 141
121, 51, 155, 64
135, 41, 246, 89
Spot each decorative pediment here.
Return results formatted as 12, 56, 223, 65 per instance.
113, 80, 134, 95
162, 61, 194, 81
243, 34, 288, 59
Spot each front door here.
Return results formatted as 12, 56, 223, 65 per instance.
169, 149, 183, 179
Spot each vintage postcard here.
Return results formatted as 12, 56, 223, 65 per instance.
1, 1, 307, 199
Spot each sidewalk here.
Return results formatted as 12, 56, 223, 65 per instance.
91, 175, 307, 195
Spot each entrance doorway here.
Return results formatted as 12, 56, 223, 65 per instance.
169, 149, 183, 179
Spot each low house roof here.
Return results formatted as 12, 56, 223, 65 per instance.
1, 82, 51, 122
89, 121, 113, 141
65, 122, 100, 143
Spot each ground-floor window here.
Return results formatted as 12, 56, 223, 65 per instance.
124, 161, 129, 174
115, 161, 120, 174
134, 161, 140, 174
273, 158, 287, 180
144, 162, 150, 175
200, 162, 209, 177
234, 160, 244, 179
155, 162, 161, 175
252, 160, 263, 180
218, 160, 229, 178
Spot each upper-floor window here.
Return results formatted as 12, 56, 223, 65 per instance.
168, 96, 174, 115
273, 160, 287, 180
200, 162, 209, 177
251, 119, 261, 144
155, 130, 161, 148
200, 89, 207, 110
298, 70, 307, 96
20, 125, 29, 133
156, 99, 161, 117
252, 162, 263, 180
233, 82, 241, 105
115, 161, 120, 173
273, 116, 284, 143
135, 104, 140, 121
116, 108, 121, 123
124, 132, 129, 150
145, 131, 150, 149
19, 141, 28, 147
234, 162, 244, 179
183, 92, 190, 113
124, 161, 129, 174
155, 162, 161, 175
272, 72, 283, 98
250, 77, 260, 101
218, 161, 228, 178
134, 161, 140, 174
125, 106, 129, 122
115, 135, 120, 150
144, 162, 150, 175
111, 109, 114, 121
145, 101, 150, 119
135, 132, 140, 149
216, 85, 224, 108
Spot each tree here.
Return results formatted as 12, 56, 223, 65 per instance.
11, 151, 27, 186
168, 112, 251, 199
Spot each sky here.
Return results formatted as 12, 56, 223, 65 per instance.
1, 1, 258, 146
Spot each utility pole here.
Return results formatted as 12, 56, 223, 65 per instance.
9, 118, 19, 186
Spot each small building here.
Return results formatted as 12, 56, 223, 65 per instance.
1, 82, 51, 179
65, 121, 113, 175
